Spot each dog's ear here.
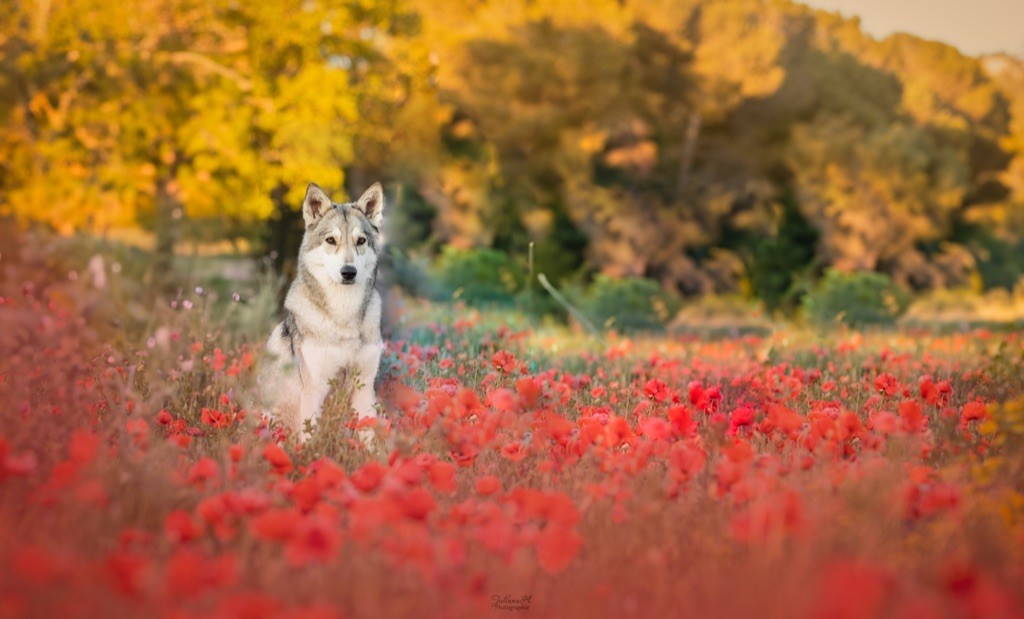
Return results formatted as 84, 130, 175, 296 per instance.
353, 182, 384, 229
302, 183, 331, 227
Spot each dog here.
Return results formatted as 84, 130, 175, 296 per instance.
260, 182, 385, 445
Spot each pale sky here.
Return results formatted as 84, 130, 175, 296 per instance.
799, 0, 1024, 57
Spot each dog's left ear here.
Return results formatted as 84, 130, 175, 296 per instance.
354, 182, 385, 229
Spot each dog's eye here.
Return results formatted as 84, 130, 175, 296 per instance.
325, 237, 336, 245
356, 237, 366, 246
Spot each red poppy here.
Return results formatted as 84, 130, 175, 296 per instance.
311, 458, 346, 489
165, 509, 201, 543
290, 478, 323, 512
164, 549, 238, 599
250, 508, 301, 542
874, 373, 901, 397
428, 461, 457, 493
516, 377, 543, 409
399, 487, 437, 520
728, 406, 756, 435
186, 457, 219, 487
351, 462, 387, 493
899, 400, 925, 432
285, 513, 340, 566
491, 350, 518, 373
960, 401, 987, 423
643, 379, 671, 403
535, 523, 581, 574
104, 550, 148, 598
475, 475, 501, 496
262, 443, 293, 475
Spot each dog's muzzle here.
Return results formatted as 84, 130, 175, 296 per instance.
340, 265, 357, 284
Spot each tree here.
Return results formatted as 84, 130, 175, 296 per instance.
0, 0, 414, 284
786, 114, 969, 286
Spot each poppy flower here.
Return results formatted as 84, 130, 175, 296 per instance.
286, 513, 340, 566
899, 400, 925, 433
961, 402, 987, 423
186, 457, 219, 487
290, 479, 322, 512
428, 461, 457, 493
262, 444, 293, 475
475, 475, 501, 496
535, 523, 581, 574
517, 377, 543, 408
491, 351, 519, 373
399, 487, 437, 520
250, 508, 301, 542
643, 379, 671, 403
351, 462, 387, 493
165, 510, 201, 543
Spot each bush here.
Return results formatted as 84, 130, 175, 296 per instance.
433, 246, 523, 304
970, 233, 1024, 291
386, 249, 439, 299
802, 269, 909, 328
749, 197, 818, 313
668, 295, 772, 337
581, 275, 680, 332
901, 286, 1024, 328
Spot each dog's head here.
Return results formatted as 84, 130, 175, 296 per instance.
300, 182, 385, 286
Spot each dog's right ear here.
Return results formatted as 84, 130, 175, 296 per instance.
302, 183, 331, 227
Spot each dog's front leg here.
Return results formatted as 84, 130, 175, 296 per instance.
351, 343, 383, 448
297, 363, 331, 441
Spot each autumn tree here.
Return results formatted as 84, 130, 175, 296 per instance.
0, 0, 419, 283
5, 0, 1024, 303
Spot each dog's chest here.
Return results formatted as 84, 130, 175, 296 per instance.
300, 339, 361, 382
288, 284, 367, 341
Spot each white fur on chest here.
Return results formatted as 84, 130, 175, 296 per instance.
299, 338, 361, 383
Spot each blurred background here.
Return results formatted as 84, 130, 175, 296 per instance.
3, 0, 1024, 332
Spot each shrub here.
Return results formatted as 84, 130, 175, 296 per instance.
581, 275, 680, 332
386, 249, 439, 299
901, 286, 1024, 328
433, 246, 523, 304
749, 197, 818, 313
669, 295, 772, 337
803, 269, 909, 327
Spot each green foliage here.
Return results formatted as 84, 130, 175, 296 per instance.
514, 287, 569, 322
388, 187, 438, 251
433, 247, 523, 304
581, 275, 681, 332
803, 269, 910, 328
968, 233, 1024, 291
387, 249, 438, 299
750, 197, 818, 313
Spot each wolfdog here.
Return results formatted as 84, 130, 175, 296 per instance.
261, 182, 385, 445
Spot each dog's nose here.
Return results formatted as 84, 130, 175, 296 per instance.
340, 265, 357, 282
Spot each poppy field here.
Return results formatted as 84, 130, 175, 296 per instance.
1, 248, 1023, 619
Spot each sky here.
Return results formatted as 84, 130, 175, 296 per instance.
799, 0, 1024, 57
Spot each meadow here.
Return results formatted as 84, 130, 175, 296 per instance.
0, 233, 1022, 619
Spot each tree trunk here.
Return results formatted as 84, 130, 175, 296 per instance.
152, 175, 180, 292
674, 111, 702, 201
346, 166, 368, 200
